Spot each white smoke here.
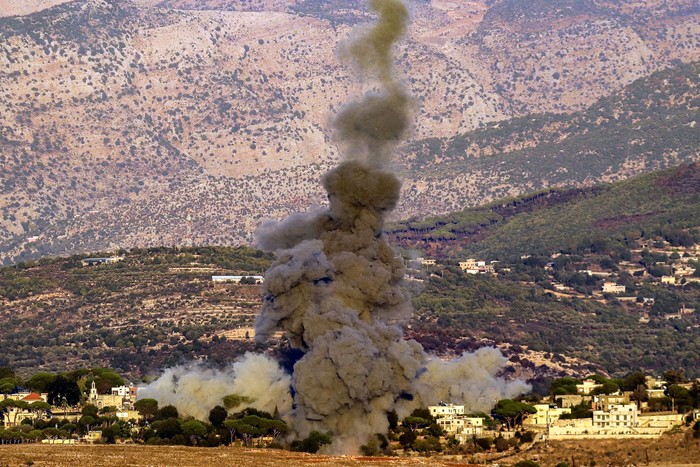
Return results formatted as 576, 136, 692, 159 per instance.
139, 353, 292, 420
142, 0, 528, 454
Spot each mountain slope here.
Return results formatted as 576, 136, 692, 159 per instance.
389, 162, 700, 259
1, 0, 698, 264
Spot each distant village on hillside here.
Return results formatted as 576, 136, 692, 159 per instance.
411, 239, 700, 327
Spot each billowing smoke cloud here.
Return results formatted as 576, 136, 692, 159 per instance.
253, 0, 528, 453
142, 0, 528, 454
139, 353, 292, 421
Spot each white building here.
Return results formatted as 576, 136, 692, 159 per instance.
429, 404, 464, 418
429, 404, 484, 437
576, 379, 603, 395
593, 404, 638, 428
211, 275, 264, 284
602, 282, 626, 294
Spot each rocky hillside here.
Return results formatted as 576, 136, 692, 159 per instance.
1, 0, 698, 264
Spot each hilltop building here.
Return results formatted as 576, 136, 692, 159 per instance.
576, 379, 603, 395
602, 282, 626, 294
458, 259, 495, 275
81, 256, 123, 266
211, 275, 264, 284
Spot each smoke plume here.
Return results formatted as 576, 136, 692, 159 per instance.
139, 353, 292, 420
253, 0, 528, 453
142, 0, 527, 454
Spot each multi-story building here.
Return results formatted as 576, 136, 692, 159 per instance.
593, 404, 638, 428
525, 404, 571, 426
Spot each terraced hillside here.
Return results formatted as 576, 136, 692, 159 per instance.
2, 165, 699, 380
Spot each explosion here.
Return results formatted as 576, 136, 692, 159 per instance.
142, 0, 528, 453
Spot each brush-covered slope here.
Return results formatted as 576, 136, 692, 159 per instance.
390, 161, 700, 260
1, 0, 698, 264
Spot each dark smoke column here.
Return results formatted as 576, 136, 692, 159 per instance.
254, 0, 423, 452
254, 0, 528, 453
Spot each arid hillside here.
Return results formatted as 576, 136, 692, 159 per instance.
1, 0, 698, 264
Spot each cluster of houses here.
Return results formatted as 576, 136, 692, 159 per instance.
428, 404, 486, 444
428, 375, 698, 443
2, 382, 142, 442
80, 256, 124, 266
417, 257, 497, 275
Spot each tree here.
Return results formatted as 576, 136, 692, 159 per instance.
222, 393, 253, 410
0, 399, 28, 426
223, 418, 261, 446
82, 404, 99, 418
134, 398, 158, 422
493, 400, 537, 430
79, 415, 96, 432
47, 375, 80, 406
631, 384, 649, 409
28, 401, 51, 421
494, 436, 510, 452
402, 416, 430, 432
208, 405, 227, 427
0, 377, 17, 394
152, 418, 182, 439
154, 405, 179, 421
550, 377, 581, 396
290, 431, 332, 453
663, 369, 687, 385
180, 419, 207, 445
622, 372, 647, 392
398, 429, 416, 449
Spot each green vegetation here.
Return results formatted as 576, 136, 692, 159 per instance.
0, 246, 272, 378
409, 264, 700, 377
389, 163, 700, 260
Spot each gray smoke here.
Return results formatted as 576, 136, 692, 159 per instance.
142, 0, 528, 454
253, 0, 528, 453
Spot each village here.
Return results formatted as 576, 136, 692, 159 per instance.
428, 374, 699, 448
414, 239, 700, 325
1, 367, 698, 455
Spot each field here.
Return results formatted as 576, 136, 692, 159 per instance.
0, 444, 450, 467
1, 430, 700, 467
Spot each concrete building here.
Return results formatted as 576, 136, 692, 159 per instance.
88, 381, 137, 410
211, 275, 264, 284
593, 404, 638, 428
429, 404, 464, 418
602, 282, 626, 294
576, 379, 603, 395
593, 393, 630, 411
525, 404, 571, 426
555, 394, 592, 408
429, 403, 484, 439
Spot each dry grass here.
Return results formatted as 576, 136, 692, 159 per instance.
0, 445, 460, 467
503, 429, 700, 466
1, 431, 699, 467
